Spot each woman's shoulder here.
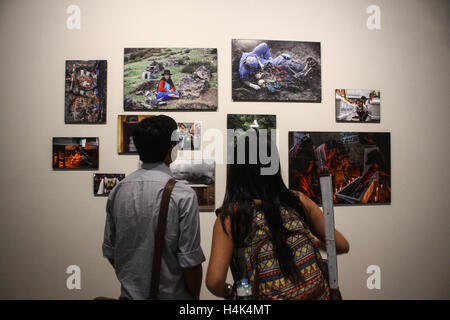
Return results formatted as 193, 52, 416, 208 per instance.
289, 189, 314, 211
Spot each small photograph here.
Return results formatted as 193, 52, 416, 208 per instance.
227, 114, 276, 147
65, 60, 107, 124
170, 159, 215, 211
124, 48, 218, 111
232, 39, 321, 102
118, 115, 201, 154
227, 114, 277, 131
335, 89, 380, 123
117, 115, 153, 154
177, 122, 201, 150
93, 174, 125, 196
288, 132, 390, 206
53, 138, 99, 170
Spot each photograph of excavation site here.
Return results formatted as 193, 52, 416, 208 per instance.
123, 48, 218, 111
232, 39, 321, 102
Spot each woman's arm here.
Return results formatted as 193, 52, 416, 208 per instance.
295, 191, 350, 254
206, 216, 234, 298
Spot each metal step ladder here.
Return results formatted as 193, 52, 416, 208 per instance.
319, 173, 342, 300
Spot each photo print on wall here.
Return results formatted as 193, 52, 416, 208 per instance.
117, 115, 202, 154
288, 132, 391, 206
53, 137, 99, 170
65, 60, 107, 124
124, 48, 218, 111
336, 89, 380, 123
117, 115, 153, 154
169, 159, 215, 211
93, 174, 125, 196
177, 122, 201, 151
232, 39, 321, 102
227, 114, 277, 148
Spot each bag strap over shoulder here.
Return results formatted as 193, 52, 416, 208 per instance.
148, 178, 177, 300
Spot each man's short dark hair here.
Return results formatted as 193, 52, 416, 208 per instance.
132, 115, 177, 163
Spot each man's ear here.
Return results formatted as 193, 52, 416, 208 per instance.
166, 144, 178, 164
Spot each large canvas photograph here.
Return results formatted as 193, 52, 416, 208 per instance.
289, 132, 391, 206
65, 60, 107, 124
94, 174, 125, 196
336, 89, 380, 123
53, 137, 99, 170
170, 159, 215, 211
232, 39, 321, 102
124, 48, 218, 111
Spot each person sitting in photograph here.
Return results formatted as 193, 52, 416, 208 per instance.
238, 42, 317, 91
355, 99, 369, 122
360, 96, 372, 121
156, 70, 180, 102
361, 96, 370, 109
206, 132, 349, 300
102, 115, 205, 300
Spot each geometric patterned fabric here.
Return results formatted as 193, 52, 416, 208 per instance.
235, 206, 330, 300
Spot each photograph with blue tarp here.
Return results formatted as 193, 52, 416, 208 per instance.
232, 39, 321, 102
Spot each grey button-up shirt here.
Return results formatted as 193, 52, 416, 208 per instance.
102, 162, 205, 300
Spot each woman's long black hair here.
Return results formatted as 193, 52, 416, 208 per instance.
220, 129, 309, 283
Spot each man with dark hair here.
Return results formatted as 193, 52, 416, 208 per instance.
102, 115, 205, 300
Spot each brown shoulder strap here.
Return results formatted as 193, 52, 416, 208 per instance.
149, 178, 177, 300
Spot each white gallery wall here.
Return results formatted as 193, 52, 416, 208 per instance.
0, 0, 448, 299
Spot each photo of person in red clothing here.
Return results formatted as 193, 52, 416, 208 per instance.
156, 70, 180, 102
124, 47, 217, 111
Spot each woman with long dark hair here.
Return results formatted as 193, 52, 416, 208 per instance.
206, 130, 349, 299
